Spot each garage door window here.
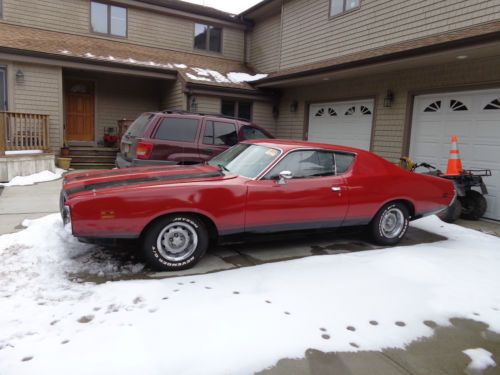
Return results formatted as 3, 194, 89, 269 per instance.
484, 98, 500, 110
424, 101, 441, 112
450, 100, 468, 111
345, 106, 356, 116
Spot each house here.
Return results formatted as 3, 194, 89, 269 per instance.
0, 0, 499, 220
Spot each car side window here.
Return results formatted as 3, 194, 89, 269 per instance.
335, 152, 355, 174
204, 121, 237, 146
264, 150, 335, 180
154, 118, 199, 142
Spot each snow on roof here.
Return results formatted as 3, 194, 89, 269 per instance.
57, 49, 268, 86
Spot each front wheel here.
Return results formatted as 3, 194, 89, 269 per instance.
370, 202, 410, 246
142, 215, 209, 271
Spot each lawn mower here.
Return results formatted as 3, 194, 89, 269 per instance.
399, 157, 491, 223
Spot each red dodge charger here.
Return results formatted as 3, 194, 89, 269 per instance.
61, 140, 455, 271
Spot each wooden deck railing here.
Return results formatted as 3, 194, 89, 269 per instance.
0, 111, 50, 155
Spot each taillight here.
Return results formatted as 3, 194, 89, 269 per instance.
136, 141, 153, 160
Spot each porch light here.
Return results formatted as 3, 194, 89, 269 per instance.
384, 90, 394, 108
16, 69, 25, 82
290, 100, 299, 113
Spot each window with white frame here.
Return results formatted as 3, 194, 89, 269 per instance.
330, 0, 361, 17
91, 1, 127, 37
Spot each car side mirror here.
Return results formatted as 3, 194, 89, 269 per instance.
277, 170, 293, 185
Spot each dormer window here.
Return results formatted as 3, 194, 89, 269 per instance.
91, 1, 127, 37
330, 0, 361, 17
194, 23, 222, 53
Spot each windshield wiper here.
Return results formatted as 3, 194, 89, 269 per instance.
217, 163, 230, 172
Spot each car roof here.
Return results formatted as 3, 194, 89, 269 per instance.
244, 139, 367, 154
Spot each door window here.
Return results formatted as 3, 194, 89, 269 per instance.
242, 126, 271, 140
264, 150, 336, 180
154, 118, 199, 142
203, 121, 237, 146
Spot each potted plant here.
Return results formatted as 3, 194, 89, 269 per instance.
57, 131, 72, 169
103, 127, 119, 147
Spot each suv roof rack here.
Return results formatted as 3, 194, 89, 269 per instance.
161, 109, 251, 123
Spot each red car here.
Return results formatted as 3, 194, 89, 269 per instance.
61, 140, 455, 271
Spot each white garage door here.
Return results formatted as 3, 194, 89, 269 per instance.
410, 88, 500, 220
308, 99, 374, 150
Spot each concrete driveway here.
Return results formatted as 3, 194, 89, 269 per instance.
1, 176, 499, 375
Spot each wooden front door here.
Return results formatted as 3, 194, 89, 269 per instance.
65, 80, 95, 142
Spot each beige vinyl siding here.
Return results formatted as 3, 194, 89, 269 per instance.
196, 96, 221, 113
248, 13, 281, 72
162, 80, 186, 110
94, 75, 162, 141
65, 70, 162, 142
1, 0, 245, 62
279, 0, 500, 70
1, 0, 88, 34
252, 101, 276, 135
8, 63, 63, 151
276, 55, 500, 162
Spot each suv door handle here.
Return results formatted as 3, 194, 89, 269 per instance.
203, 148, 214, 155
331, 186, 342, 192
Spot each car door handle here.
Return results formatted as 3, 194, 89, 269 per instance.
331, 187, 342, 192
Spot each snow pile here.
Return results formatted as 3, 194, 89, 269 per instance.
0, 215, 500, 374
227, 72, 268, 83
463, 348, 496, 372
0, 169, 65, 187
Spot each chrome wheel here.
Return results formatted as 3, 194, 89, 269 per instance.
156, 222, 198, 262
380, 208, 405, 238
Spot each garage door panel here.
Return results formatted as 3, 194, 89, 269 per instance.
308, 99, 373, 150
411, 88, 500, 220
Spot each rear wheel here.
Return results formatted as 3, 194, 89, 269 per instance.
370, 202, 410, 246
460, 190, 487, 220
437, 199, 462, 223
142, 215, 209, 271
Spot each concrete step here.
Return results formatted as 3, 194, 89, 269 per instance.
70, 155, 117, 164
69, 147, 119, 157
70, 162, 115, 170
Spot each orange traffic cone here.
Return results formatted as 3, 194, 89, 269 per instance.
444, 135, 463, 176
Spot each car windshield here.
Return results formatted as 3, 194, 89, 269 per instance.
209, 143, 281, 179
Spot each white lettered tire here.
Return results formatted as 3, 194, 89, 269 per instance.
370, 202, 410, 246
142, 215, 209, 271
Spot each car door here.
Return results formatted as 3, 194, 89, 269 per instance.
245, 149, 349, 233
199, 120, 238, 162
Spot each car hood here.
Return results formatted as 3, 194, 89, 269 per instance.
62, 164, 226, 197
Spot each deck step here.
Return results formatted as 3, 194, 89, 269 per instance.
70, 162, 116, 170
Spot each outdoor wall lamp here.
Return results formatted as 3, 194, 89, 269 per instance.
290, 100, 299, 113
16, 69, 25, 83
384, 90, 394, 108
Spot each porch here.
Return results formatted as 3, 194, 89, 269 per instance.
0, 111, 55, 182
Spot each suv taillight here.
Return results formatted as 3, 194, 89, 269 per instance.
136, 141, 153, 160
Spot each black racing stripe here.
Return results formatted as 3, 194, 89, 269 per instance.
65, 171, 222, 196
66, 166, 171, 181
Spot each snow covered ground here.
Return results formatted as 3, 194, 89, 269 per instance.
0, 169, 65, 187
0, 215, 499, 374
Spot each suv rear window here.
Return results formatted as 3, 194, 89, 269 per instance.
154, 118, 199, 142
127, 113, 154, 137
242, 126, 270, 140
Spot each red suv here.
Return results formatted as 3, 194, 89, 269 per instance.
116, 111, 274, 168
